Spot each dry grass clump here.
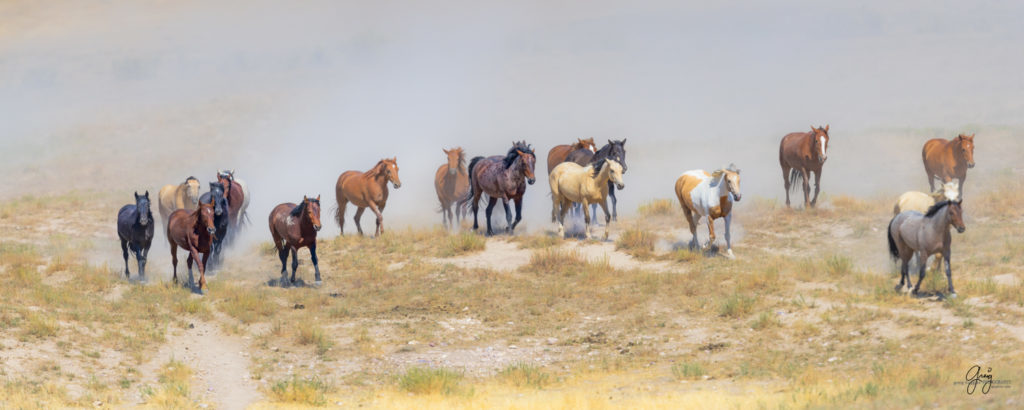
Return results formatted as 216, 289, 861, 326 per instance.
671, 361, 706, 380
396, 367, 466, 396
438, 231, 486, 257
516, 234, 560, 249
142, 358, 193, 408
269, 376, 332, 406
296, 322, 333, 357
497, 362, 551, 389
615, 227, 657, 259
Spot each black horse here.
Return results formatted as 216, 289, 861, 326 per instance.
198, 182, 229, 271
564, 139, 628, 221
117, 191, 155, 282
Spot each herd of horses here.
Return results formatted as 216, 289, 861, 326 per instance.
114, 128, 977, 298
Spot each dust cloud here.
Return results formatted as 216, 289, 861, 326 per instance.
2, 0, 1023, 244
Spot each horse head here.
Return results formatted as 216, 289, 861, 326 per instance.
940, 180, 960, 202
444, 148, 464, 176
303, 195, 322, 232
380, 157, 401, 188
208, 182, 226, 216
134, 191, 151, 226
810, 125, 830, 164
579, 137, 597, 153
956, 133, 975, 168
948, 199, 966, 233
185, 177, 201, 206
604, 159, 625, 190
607, 139, 628, 173
513, 141, 536, 185
198, 200, 217, 237
723, 164, 742, 202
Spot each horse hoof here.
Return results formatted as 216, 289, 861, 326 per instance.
725, 249, 735, 259
314, 280, 323, 287
948, 292, 958, 299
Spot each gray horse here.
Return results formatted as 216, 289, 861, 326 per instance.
887, 199, 966, 297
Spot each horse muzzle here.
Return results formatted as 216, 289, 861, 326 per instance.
392, 182, 402, 189
314, 224, 322, 232
733, 193, 742, 202
207, 227, 216, 235
819, 156, 827, 164
956, 226, 965, 233
616, 183, 625, 190
527, 178, 536, 185
448, 168, 457, 176
968, 162, 975, 169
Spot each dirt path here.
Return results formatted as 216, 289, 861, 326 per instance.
139, 315, 263, 408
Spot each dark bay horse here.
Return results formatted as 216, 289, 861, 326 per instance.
218, 169, 251, 226
335, 158, 402, 237
269, 196, 323, 287
887, 199, 966, 297
923, 133, 975, 198
546, 138, 596, 175
435, 147, 469, 229
198, 182, 229, 271
117, 191, 154, 282
167, 201, 217, 293
217, 173, 245, 242
465, 141, 537, 236
564, 139, 627, 221
779, 125, 830, 208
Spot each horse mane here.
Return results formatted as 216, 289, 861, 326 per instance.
186, 176, 198, 184
369, 160, 388, 176
503, 141, 534, 169
925, 200, 953, 217
290, 198, 319, 217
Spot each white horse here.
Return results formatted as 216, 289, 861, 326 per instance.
549, 159, 625, 240
674, 165, 742, 258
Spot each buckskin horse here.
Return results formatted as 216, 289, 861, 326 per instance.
435, 148, 470, 230
158, 177, 201, 228
269, 196, 323, 287
464, 141, 537, 236
549, 159, 625, 240
780, 125, 829, 208
564, 139, 628, 221
117, 191, 155, 282
335, 158, 402, 237
675, 165, 742, 258
923, 133, 975, 198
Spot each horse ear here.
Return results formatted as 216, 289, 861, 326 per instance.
316, 195, 320, 201
810, 125, 816, 132
621, 138, 626, 145
144, 191, 149, 198
969, 133, 975, 139
303, 195, 308, 202
824, 124, 829, 132
230, 169, 235, 175
135, 191, 139, 199
443, 148, 449, 154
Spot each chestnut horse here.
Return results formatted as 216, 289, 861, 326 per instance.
922, 133, 975, 198
675, 165, 742, 258
780, 125, 830, 208
435, 148, 469, 229
216, 173, 245, 243
335, 158, 402, 237
158, 177, 201, 228
167, 200, 217, 293
464, 141, 537, 236
269, 196, 322, 287
546, 138, 596, 174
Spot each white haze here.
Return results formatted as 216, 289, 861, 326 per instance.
2, 0, 1023, 243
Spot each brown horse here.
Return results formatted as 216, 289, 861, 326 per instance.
435, 148, 469, 229
269, 196, 322, 287
167, 200, 216, 293
923, 133, 975, 198
158, 177, 201, 228
464, 141, 536, 236
335, 158, 402, 237
217, 173, 245, 237
546, 138, 596, 175
779, 125, 830, 208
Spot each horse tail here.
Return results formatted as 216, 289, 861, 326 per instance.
886, 216, 899, 260
460, 156, 485, 208
333, 205, 342, 229
788, 169, 804, 194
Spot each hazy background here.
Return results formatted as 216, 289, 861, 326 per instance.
2, 0, 1022, 240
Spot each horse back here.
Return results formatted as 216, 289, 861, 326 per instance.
779, 132, 811, 166
921, 138, 952, 171
547, 144, 571, 174
675, 171, 711, 215
565, 148, 594, 167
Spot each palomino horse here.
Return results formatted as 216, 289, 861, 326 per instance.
198, 182, 229, 270
218, 169, 251, 226
564, 139, 627, 221
158, 177, 201, 227
465, 141, 537, 236
675, 165, 742, 258
167, 200, 217, 293
780, 125, 829, 208
269, 196, 323, 287
546, 138, 596, 174
887, 199, 966, 297
117, 191, 154, 282
435, 148, 470, 229
335, 158, 402, 237
893, 180, 959, 272
216, 173, 245, 240
549, 159, 625, 240
923, 134, 975, 198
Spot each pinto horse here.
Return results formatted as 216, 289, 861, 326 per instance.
564, 139, 627, 221
158, 177, 200, 228
923, 134, 975, 198
117, 191, 154, 281
335, 158, 402, 237
435, 148, 470, 229
549, 159, 625, 240
675, 165, 742, 258
465, 141, 537, 236
167, 200, 217, 293
269, 196, 323, 287
198, 182, 229, 270
780, 125, 830, 208
546, 138, 596, 175
888, 199, 966, 297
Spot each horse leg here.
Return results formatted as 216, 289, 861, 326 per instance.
811, 168, 822, 208
896, 255, 909, 292
278, 246, 290, 287
502, 198, 512, 233
608, 181, 618, 222
310, 243, 322, 284
944, 248, 956, 297
551, 193, 559, 223
581, 199, 592, 240
801, 169, 811, 209
170, 242, 179, 285
590, 203, 599, 226
484, 196, 498, 236
683, 208, 698, 250
290, 248, 299, 285
120, 239, 130, 278
512, 197, 524, 233
911, 251, 928, 296
958, 173, 966, 198
353, 207, 365, 236
706, 216, 717, 251
557, 198, 570, 238
471, 191, 482, 231
139, 244, 150, 283
368, 202, 384, 237
598, 198, 611, 240
198, 248, 209, 293
724, 213, 734, 258
781, 164, 792, 208
186, 250, 195, 290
